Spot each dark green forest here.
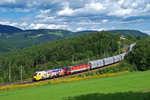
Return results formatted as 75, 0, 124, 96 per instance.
126, 37, 150, 71
0, 31, 134, 84
107, 29, 148, 37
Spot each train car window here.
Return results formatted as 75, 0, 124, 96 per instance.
34, 73, 37, 76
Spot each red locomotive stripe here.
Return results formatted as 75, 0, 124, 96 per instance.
69, 64, 90, 71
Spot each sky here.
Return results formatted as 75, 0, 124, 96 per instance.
0, 0, 150, 35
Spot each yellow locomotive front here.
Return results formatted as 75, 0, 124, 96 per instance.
33, 71, 43, 81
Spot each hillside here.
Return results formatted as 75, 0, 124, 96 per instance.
0, 24, 23, 34
0, 29, 75, 54
76, 30, 98, 34
76, 30, 149, 37
0, 24, 148, 55
0, 40, 16, 55
107, 29, 148, 37
0, 31, 135, 84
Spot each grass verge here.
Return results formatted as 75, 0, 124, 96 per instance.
0, 70, 150, 100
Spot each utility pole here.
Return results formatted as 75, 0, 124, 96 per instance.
124, 40, 125, 49
118, 41, 121, 55
72, 55, 74, 65
20, 66, 22, 83
104, 50, 106, 58
119, 43, 120, 54
9, 62, 11, 84
119, 43, 120, 55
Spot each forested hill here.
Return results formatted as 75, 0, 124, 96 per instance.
0, 29, 75, 54
0, 24, 148, 55
76, 30, 149, 37
0, 24, 23, 34
107, 29, 148, 37
0, 31, 135, 84
126, 37, 150, 71
76, 30, 98, 34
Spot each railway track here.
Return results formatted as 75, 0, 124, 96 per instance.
0, 62, 120, 87
0, 43, 135, 88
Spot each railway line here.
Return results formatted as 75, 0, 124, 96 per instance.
0, 62, 119, 87
0, 43, 136, 87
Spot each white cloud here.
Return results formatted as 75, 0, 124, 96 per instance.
58, 7, 74, 16
56, 0, 150, 18
0, 0, 16, 4
15, 8, 31, 12
0, 21, 22, 28
142, 31, 150, 36
132, 3, 138, 8
108, 9, 133, 18
20, 22, 28, 27
27, 23, 68, 30
0, 21, 18, 26
27, 23, 45, 29
47, 24, 68, 29
78, 19, 108, 25
75, 27, 85, 31
36, 9, 51, 18
57, 2, 106, 16
1, 0, 150, 18
26, 1, 39, 8
39, 9, 51, 14
0, 0, 150, 32
0, 21, 10, 25
108, 0, 150, 17
9, 22, 18, 26
38, 17, 56, 23
102, 19, 108, 23
97, 27, 108, 31
57, 4, 74, 16
78, 22, 100, 25
85, 2, 105, 10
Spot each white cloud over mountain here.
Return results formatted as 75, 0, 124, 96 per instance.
0, 0, 150, 32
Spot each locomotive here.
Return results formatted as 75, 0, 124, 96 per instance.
33, 43, 136, 81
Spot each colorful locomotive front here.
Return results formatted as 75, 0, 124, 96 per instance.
33, 68, 66, 81
33, 71, 47, 81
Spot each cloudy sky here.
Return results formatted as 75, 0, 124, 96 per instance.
0, 0, 150, 34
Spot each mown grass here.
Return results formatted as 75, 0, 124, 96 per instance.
0, 70, 150, 100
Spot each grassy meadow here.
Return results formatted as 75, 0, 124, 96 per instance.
0, 70, 150, 100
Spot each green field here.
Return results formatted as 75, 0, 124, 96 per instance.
0, 71, 150, 100
48, 32, 64, 37
29, 34, 43, 38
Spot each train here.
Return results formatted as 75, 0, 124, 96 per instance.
33, 43, 136, 81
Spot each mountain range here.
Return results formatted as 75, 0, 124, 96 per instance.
0, 24, 22, 34
0, 24, 149, 54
